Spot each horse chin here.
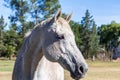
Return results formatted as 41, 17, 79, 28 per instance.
70, 71, 84, 80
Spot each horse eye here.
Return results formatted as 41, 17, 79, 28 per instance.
56, 34, 64, 40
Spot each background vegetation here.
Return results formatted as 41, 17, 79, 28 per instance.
0, 0, 120, 61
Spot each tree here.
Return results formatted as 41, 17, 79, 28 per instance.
29, 0, 61, 24
81, 9, 94, 58
98, 21, 120, 60
0, 16, 7, 56
6, 45, 15, 60
4, 0, 30, 37
41, 0, 61, 19
89, 21, 99, 58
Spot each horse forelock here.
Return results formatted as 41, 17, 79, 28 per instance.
58, 18, 73, 32
58, 18, 69, 26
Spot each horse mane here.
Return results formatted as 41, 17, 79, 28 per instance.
24, 31, 31, 38
18, 26, 36, 57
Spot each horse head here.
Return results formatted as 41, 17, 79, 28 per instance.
40, 9, 88, 80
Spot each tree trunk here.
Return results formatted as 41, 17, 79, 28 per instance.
9, 55, 12, 60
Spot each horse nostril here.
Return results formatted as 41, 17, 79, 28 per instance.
79, 65, 84, 74
79, 64, 88, 74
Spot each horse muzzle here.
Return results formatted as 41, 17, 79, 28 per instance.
70, 63, 88, 80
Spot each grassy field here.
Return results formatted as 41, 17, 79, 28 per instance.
0, 58, 14, 80
0, 59, 120, 80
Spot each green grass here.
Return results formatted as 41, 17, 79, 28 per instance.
0, 59, 14, 72
83, 61, 120, 80
65, 60, 120, 80
0, 59, 120, 80
88, 60, 120, 67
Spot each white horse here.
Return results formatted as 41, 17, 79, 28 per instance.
12, 9, 88, 80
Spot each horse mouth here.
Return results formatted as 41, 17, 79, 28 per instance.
70, 70, 85, 80
69, 63, 88, 80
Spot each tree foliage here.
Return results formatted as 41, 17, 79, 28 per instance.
4, 0, 30, 38
89, 21, 99, 57
98, 21, 120, 60
98, 21, 120, 51
0, 16, 7, 56
80, 10, 99, 58
29, 0, 61, 24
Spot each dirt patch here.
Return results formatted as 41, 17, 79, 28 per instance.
0, 72, 12, 80
0, 72, 12, 76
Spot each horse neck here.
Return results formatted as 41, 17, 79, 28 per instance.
20, 27, 43, 79
33, 56, 64, 80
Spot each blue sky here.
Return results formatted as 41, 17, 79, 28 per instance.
0, 0, 120, 26
59, 0, 120, 26
0, 0, 11, 25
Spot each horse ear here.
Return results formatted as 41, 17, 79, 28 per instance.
54, 9, 62, 21
65, 12, 72, 23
